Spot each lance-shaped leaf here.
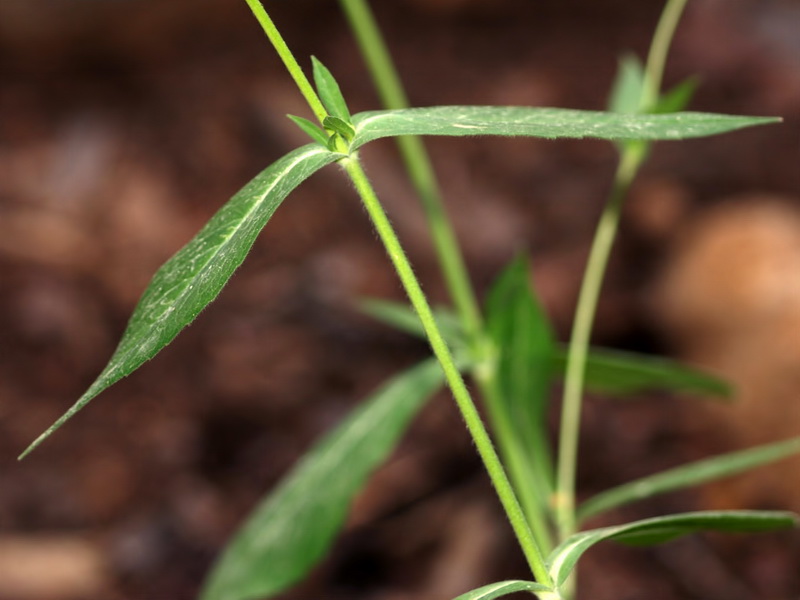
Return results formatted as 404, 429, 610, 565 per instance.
486, 257, 554, 434
552, 347, 732, 398
548, 510, 798, 587
20, 144, 342, 459
287, 115, 329, 147
652, 77, 699, 114
578, 435, 800, 522
452, 580, 555, 600
200, 359, 444, 600
312, 56, 352, 122
349, 106, 779, 150
485, 257, 555, 491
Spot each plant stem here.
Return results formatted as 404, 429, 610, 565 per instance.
553, 146, 642, 539
341, 155, 554, 588
339, 0, 555, 551
478, 373, 555, 551
553, 0, 690, 542
338, 0, 484, 345
640, 0, 690, 110
337, 0, 408, 112
243, 0, 328, 125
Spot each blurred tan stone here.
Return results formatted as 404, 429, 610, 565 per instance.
0, 535, 109, 599
652, 195, 800, 510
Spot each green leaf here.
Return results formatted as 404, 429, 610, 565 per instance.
608, 54, 645, 114
287, 114, 329, 146
486, 257, 554, 428
485, 256, 555, 488
652, 77, 699, 114
552, 346, 733, 398
349, 106, 779, 150
312, 56, 352, 122
452, 580, 555, 600
19, 144, 342, 459
200, 359, 444, 600
578, 435, 800, 522
548, 511, 798, 587
323, 115, 356, 141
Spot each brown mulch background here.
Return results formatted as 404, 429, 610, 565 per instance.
1, 0, 799, 599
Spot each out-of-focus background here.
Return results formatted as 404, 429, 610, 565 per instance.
1, 0, 798, 598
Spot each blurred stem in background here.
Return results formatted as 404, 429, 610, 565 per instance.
554, 0, 690, 542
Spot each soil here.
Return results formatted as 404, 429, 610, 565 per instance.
0, 1, 798, 599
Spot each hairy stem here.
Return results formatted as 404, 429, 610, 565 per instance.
478, 372, 555, 551
342, 155, 554, 588
339, 0, 555, 551
243, 0, 328, 124
338, 0, 484, 344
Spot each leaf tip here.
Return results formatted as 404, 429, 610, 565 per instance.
17, 385, 104, 460
287, 114, 329, 146
18, 429, 50, 460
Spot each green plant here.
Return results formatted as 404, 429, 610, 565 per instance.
20, 0, 799, 598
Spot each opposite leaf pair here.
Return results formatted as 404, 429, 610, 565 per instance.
289, 58, 356, 150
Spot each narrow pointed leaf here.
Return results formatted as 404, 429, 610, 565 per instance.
608, 54, 645, 114
485, 256, 555, 489
20, 144, 342, 459
200, 359, 444, 600
350, 106, 779, 150
486, 257, 554, 430
552, 346, 732, 398
287, 114, 329, 146
578, 435, 800, 522
548, 510, 798, 587
452, 580, 554, 600
312, 56, 351, 121
653, 77, 699, 114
